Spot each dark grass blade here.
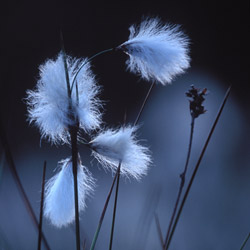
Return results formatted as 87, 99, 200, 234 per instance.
90, 170, 119, 250
134, 81, 155, 126
164, 117, 195, 247
108, 162, 121, 250
165, 86, 231, 249
38, 161, 47, 250
154, 212, 164, 249
240, 232, 250, 250
0, 119, 51, 250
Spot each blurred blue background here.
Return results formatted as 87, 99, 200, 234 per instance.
0, 1, 249, 249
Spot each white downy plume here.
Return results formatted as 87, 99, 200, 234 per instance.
44, 157, 95, 228
26, 53, 102, 144
119, 17, 190, 85
90, 126, 151, 180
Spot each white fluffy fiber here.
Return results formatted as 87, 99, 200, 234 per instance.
44, 158, 95, 228
120, 17, 190, 85
90, 126, 151, 180
26, 53, 102, 144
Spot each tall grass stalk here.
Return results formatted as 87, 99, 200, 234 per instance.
165, 86, 231, 249
164, 116, 195, 247
38, 161, 47, 250
0, 119, 51, 250
90, 171, 118, 250
107, 81, 156, 249
90, 80, 155, 249
108, 162, 121, 250
61, 33, 80, 250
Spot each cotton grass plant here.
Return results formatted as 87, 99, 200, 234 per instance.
21, 16, 235, 250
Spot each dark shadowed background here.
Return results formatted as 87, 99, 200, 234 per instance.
0, 1, 249, 250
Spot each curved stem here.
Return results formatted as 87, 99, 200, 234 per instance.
134, 81, 155, 126
70, 48, 114, 94
109, 162, 121, 250
164, 117, 195, 248
165, 86, 231, 250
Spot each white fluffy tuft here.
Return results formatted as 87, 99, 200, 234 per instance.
44, 158, 95, 228
26, 53, 102, 144
90, 126, 152, 180
120, 17, 190, 85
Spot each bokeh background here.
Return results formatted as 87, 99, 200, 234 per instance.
0, 1, 249, 249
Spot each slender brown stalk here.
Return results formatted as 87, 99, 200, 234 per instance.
108, 162, 121, 250
38, 161, 47, 250
165, 86, 231, 249
164, 117, 195, 247
0, 119, 51, 250
154, 212, 164, 249
90, 171, 118, 250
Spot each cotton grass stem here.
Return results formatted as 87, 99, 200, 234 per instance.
71, 48, 114, 93
240, 232, 250, 250
134, 81, 155, 126
70, 124, 81, 250
38, 161, 47, 250
164, 117, 195, 247
61, 38, 81, 250
0, 119, 51, 250
109, 162, 121, 250
165, 86, 231, 250
90, 171, 118, 250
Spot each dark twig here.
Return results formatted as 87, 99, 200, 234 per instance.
90, 170, 119, 250
240, 232, 250, 250
154, 212, 164, 249
38, 161, 47, 250
165, 86, 231, 249
0, 119, 51, 250
109, 162, 121, 250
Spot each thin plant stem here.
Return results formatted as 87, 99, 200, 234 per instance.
109, 162, 121, 250
70, 124, 81, 250
0, 119, 51, 250
38, 161, 47, 250
60, 31, 71, 99
70, 48, 114, 93
90, 79, 155, 249
154, 212, 165, 249
240, 232, 250, 250
134, 81, 155, 126
165, 86, 231, 250
61, 37, 81, 250
90, 171, 119, 250
164, 117, 195, 247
